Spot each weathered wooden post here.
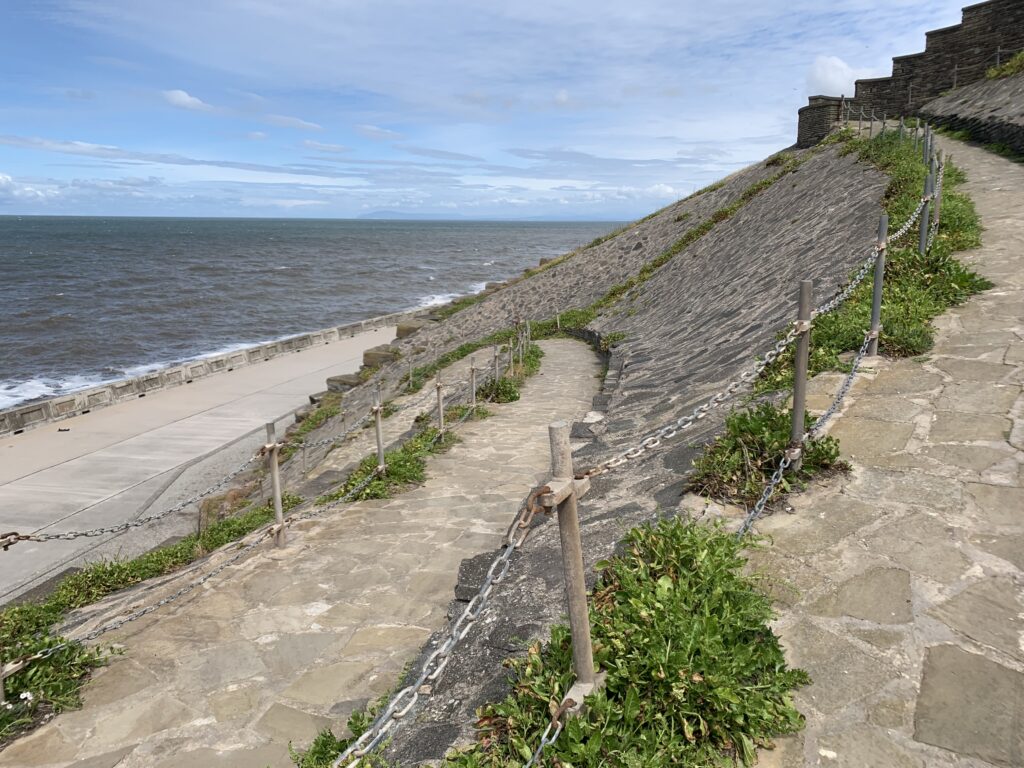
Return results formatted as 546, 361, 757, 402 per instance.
789, 281, 813, 472
543, 421, 602, 709
493, 346, 500, 381
868, 214, 889, 357
374, 384, 386, 473
436, 373, 445, 432
868, 110, 875, 139
470, 356, 477, 406
265, 422, 285, 547
919, 173, 934, 255
881, 112, 887, 136
898, 116, 905, 141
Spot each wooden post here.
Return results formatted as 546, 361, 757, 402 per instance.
789, 282, 813, 472
265, 423, 285, 547
868, 214, 888, 357
374, 385, 386, 473
436, 373, 445, 432
548, 421, 596, 691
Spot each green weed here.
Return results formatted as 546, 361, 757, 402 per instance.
445, 519, 809, 767
687, 403, 846, 507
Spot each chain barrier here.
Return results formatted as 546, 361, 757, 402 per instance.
737, 328, 872, 537
577, 177, 935, 482
524, 699, 576, 768
926, 159, 945, 253
0, 453, 261, 549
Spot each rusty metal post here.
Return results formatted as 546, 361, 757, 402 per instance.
374, 385, 386, 473
265, 422, 285, 547
789, 281, 813, 472
548, 421, 596, 689
868, 214, 889, 357
919, 173, 934, 255
436, 373, 445, 432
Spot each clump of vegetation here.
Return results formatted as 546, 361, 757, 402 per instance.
442, 518, 808, 767
0, 493, 301, 741
290, 697, 396, 767
477, 377, 520, 404
445, 404, 492, 422
755, 129, 988, 393
986, 50, 1024, 79
282, 397, 342, 459
319, 426, 459, 503
687, 403, 847, 507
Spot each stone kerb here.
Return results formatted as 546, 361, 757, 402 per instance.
0, 308, 425, 439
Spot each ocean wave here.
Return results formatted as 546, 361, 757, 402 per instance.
0, 374, 119, 411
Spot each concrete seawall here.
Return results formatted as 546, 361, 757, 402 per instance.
0, 308, 425, 438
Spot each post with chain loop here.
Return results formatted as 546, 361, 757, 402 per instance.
264, 422, 285, 547
545, 421, 603, 713
493, 345, 500, 382
935, 151, 946, 229
436, 373, 445, 432
470, 356, 477, 406
919, 173, 934, 256
922, 123, 930, 164
373, 383, 386, 474
868, 214, 889, 357
789, 281, 813, 473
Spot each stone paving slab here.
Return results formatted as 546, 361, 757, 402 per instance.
751, 137, 1024, 767
0, 340, 600, 768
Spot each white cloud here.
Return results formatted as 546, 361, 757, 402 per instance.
356, 124, 403, 141
263, 113, 322, 131
247, 131, 268, 140
805, 55, 880, 97
162, 88, 214, 111
304, 139, 350, 153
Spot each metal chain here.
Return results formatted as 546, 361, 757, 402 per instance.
926, 159, 945, 253
579, 325, 800, 478
1, 453, 261, 547
330, 370, 534, 768
737, 328, 872, 536
525, 718, 566, 767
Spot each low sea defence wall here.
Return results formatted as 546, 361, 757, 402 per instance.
0, 308, 424, 438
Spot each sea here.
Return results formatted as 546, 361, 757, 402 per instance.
0, 216, 619, 410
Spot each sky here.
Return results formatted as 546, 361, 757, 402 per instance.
0, 0, 969, 220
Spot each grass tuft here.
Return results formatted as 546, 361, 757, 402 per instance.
686, 403, 847, 507
986, 50, 1024, 79
443, 519, 809, 767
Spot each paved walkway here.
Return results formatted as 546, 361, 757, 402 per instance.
751, 138, 1024, 766
0, 328, 393, 605
0, 339, 600, 768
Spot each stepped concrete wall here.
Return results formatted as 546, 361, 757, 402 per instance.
797, 0, 1024, 147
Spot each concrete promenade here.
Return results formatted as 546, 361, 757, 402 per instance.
0, 339, 600, 768
0, 326, 393, 605
752, 137, 1024, 767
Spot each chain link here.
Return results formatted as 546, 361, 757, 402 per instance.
737, 328, 872, 536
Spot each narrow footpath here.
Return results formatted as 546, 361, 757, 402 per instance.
753, 138, 1024, 766
0, 327, 393, 605
1, 339, 600, 768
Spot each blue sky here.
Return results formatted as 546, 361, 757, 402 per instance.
0, 0, 968, 220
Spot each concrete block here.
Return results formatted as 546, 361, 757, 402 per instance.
326, 373, 361, 392
363, 344, 399, 367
